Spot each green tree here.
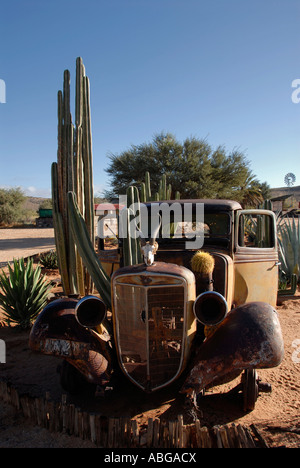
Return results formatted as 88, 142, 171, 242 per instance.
39, 199, 52, 209
0, 187, 25, 225
105, 133, 265, 205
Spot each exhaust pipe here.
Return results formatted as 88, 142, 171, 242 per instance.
75, 295, 107, 329
193, 290, 228, 326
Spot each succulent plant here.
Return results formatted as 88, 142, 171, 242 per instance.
68, 192, 111, 310
278, 215, 300, 283
0, 258, 52, 329
191, 251, 215, 275
39, 250, 58, 270
52, 58, 94, 297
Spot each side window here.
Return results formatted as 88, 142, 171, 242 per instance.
238, 213, 275, 248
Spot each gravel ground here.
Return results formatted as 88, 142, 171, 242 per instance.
0, 228, 55, 267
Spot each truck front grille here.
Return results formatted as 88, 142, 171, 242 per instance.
113, 280, 186, 391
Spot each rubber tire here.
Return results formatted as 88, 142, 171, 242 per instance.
243, 369, 259, 411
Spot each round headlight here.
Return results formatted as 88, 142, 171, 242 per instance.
75, 295, 107, 329
193, 291, 228, 326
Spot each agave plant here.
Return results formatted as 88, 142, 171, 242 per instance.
40, 250, 58, 270
277, 215, 300, 283
0, 257, 52, 329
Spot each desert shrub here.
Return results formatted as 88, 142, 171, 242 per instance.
0, 187, 25, 225
40, 250, 58, 269
0, 258, 52, 329
278, 215, 300, 283
39, 199, 52, 210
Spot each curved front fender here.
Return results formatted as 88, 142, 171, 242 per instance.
29, 297, 114, 385
181, 301, 284, 395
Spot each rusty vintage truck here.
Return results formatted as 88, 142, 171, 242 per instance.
29, 199, 284, 411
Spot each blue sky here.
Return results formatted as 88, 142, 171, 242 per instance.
0, 0, 299, 198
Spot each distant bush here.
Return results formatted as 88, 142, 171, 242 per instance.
0, 187, 25, 225
39, 199, 52, 210
40, 250, 58, 269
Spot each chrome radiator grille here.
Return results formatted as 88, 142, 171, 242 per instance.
113, 280, 186, 391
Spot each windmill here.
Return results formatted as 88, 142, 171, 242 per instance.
284, 173, 296, 187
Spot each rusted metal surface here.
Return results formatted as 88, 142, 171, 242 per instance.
112, 261, 196, 285
181, 301, 284, 396
111, 262, 196, 392
233, 260, 278, 308
29, 297, 113, 385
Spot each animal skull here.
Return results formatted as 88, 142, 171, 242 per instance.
141, 241, 158, 266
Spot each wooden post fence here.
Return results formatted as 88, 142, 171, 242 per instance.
0, 380, 269, 448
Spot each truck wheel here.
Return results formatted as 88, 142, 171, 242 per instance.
242, 369, 259, 411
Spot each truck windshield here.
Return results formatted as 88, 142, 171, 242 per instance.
138, 208, 231, 246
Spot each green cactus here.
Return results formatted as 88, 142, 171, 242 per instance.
259, 199, 272, 210
145, 171, 151, 201
140, 182, 146, 203
51, 162, 70, 295
121, 207, 133, 267
68, 192, 111, 309
122, 185, 143, 266
52, 57, 94, 297
141, 171, 180, 202
53, 60, 183, 304
278, 273, 298, 296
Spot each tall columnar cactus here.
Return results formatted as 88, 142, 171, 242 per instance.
120, 172, 181, 267
122, 185, 143, 266
140, 171, 180, 202
52, 60, 182, 298
68, 192, 111, 309
52, 57, 94, 297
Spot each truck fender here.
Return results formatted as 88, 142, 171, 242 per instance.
181, 301, 284, 395
29, 297, 113, 385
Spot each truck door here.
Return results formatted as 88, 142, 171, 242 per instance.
234, 210, 278, 308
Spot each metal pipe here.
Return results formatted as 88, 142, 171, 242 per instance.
75, 295, 106, 329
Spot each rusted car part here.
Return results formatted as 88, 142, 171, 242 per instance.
181, 301, 284, 404
191, 249, 228, 327
193, 291, 228, 326
111, 262, 197, 392
29, 297, 113, 390
241, 368, 271, 411
75, 295, 107, 329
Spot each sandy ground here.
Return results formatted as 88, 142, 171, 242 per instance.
0, 228, 55, 268
0, 229, 299, 447
0, 290, 299, 447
